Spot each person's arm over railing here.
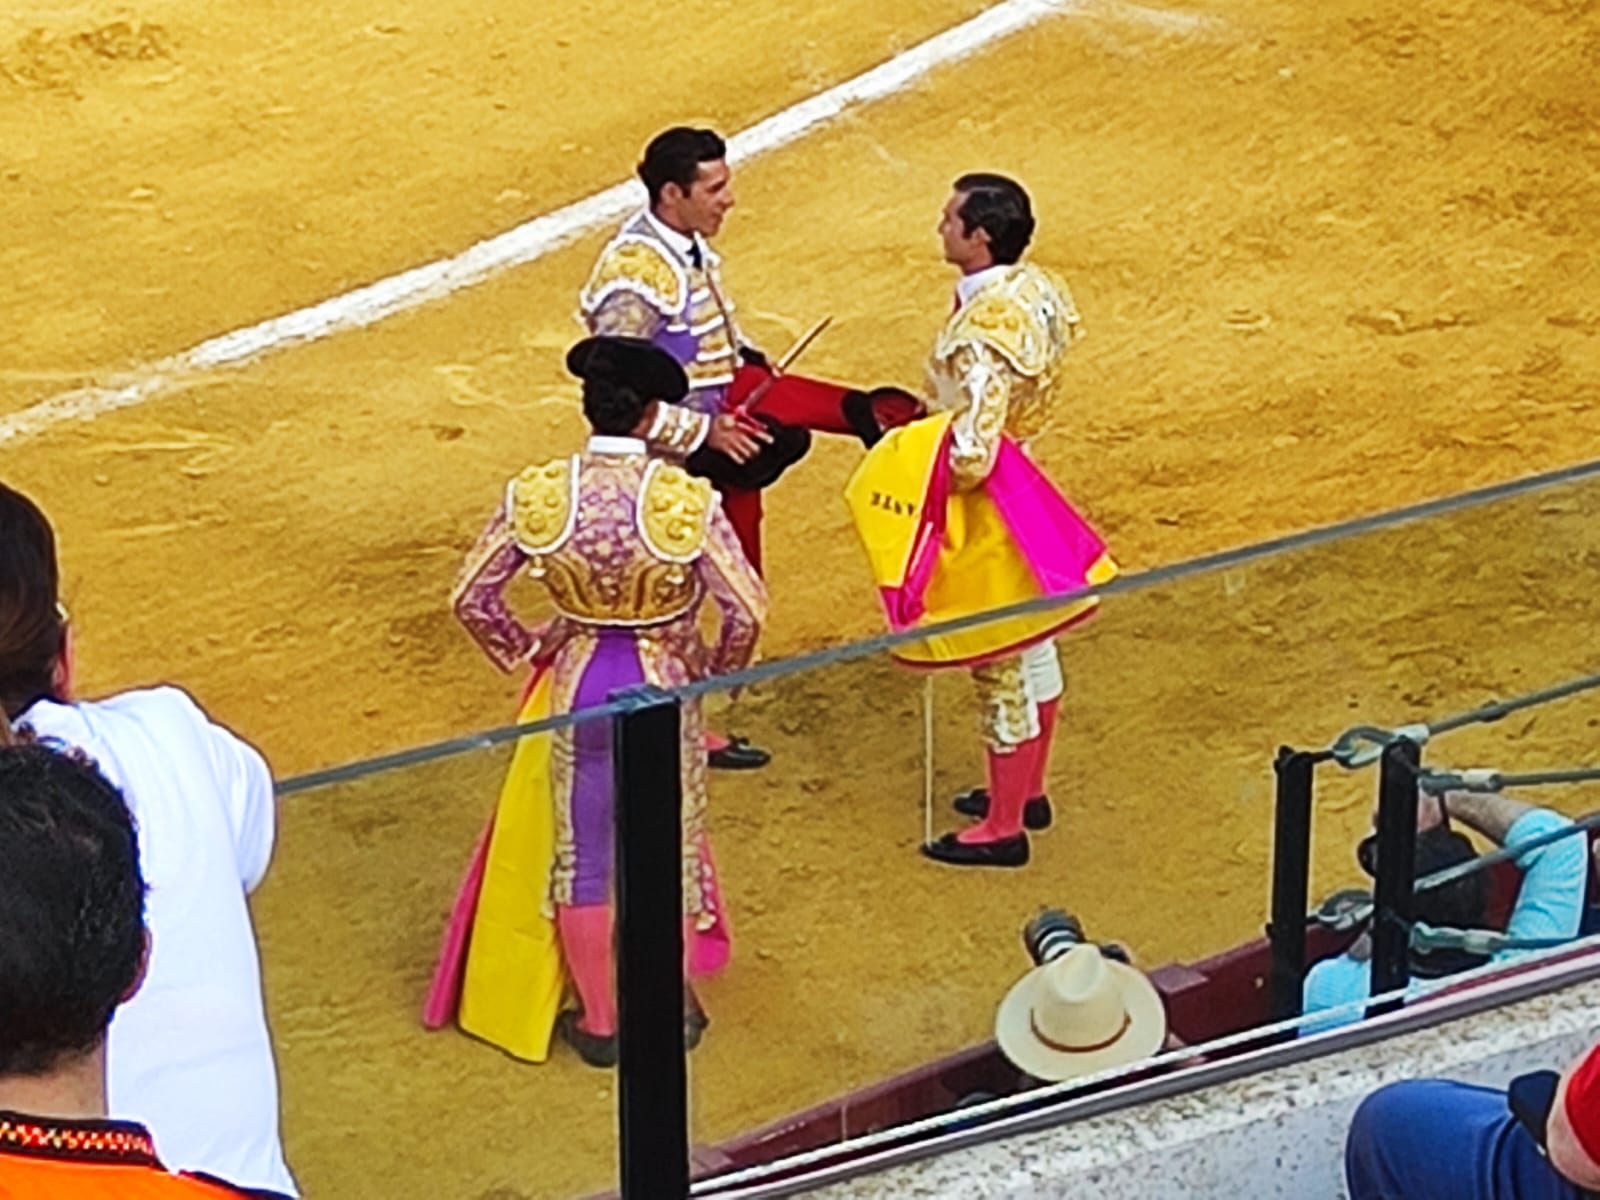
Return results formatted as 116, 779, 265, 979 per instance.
1445, 791, 1587, 946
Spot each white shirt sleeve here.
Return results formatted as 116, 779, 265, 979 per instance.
172, 689, 277, 893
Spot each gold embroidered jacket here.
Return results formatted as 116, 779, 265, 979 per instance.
578, 211, 746, 457
451, 447, 766, 676
926, 263, 1083, 491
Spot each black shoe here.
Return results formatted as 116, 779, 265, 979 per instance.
684, 989, 710, 1052
557, 1010, 618, 1069
708, 736, 771, 771
920, 832, 1030, 868
951, 788, 1053, 831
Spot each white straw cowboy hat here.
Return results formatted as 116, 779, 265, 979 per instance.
995, 944, 1168, 1082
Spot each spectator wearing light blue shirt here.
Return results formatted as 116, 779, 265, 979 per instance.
1301, 788, 1589, 1035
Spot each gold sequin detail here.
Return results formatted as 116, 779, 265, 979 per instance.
972, 654, 1034, 749
0, 1116, 159, 1164
933, 263, 1081, 381
507, 458, 576, 555
638, 461, 712, 562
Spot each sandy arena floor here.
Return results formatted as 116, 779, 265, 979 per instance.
3, 0, 1599, 1194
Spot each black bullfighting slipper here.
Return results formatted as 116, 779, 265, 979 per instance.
557, 1010, 618, 1069
951, 788, 1053, 831
920, 832, 1030, 868
684, 989, 710, 1052
708, 736, 771, 771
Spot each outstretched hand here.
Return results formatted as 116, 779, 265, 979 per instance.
707, 412, 773, 464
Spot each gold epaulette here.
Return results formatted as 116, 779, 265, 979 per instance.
580, 235, 687, 319
638, 460, 713, 562
935, 263, 1083, 379
506, 458, 578, 554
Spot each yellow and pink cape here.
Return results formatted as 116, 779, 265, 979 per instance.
845, 412, 1116, 667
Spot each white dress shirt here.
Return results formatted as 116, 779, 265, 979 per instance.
956, 263, 1010, 309
20, 687, 296, 1196
587, 435, 648, 455
642, 208, 710, 269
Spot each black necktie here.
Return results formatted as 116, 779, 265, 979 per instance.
689, 242, 704, 271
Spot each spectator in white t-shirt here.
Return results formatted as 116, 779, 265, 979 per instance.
0, 482, 296, 1197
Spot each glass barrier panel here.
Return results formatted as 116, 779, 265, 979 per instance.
679, 467, 1600, 1187
259, 705, 623, 1200
251, 462, 1600, 1197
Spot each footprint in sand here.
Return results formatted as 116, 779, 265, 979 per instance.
87, 424, 238, 478
434, 363, 570, 412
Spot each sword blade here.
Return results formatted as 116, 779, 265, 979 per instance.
773, 315, 834, 374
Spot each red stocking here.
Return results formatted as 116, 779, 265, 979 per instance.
1028, 697, 1062, 799
958, 745, 1033, 843
556, 904, 615, 1036
717, 486, 764, 575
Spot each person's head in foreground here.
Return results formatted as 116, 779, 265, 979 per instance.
995, 942, 1167, 1084
566, 334, 690, 438
0, 482, 72, 724
1355, 797, 1491, 975
0, 742, 145, 1108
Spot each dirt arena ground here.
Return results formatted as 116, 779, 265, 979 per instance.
3, 0, 1598, 1194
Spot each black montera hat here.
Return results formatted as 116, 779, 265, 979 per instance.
565, 336, 689, 404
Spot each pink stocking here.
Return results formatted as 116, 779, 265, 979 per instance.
556, 904, 615, 1036
1028, 697, 1062, 798
958, 746, 1032, 843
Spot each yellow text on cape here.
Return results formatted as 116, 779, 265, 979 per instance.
845, 414, 1111, 667
843, 412, 951, 591
458, 675, 566, 1062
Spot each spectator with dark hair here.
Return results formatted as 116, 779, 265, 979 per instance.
0, 483, 294, 1194
0, 742, 284, 1198
1301, 788, 1587, 1033
1347, 1038, 1600, 1199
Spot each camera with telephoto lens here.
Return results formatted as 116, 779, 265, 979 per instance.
1022, 908, 1131, 966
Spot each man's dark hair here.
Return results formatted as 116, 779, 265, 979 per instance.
638, 127, 726, 206
1411, 828, 1490, 930
582, 377, 649, 436
953, 172, 1035, 265
1360, 825, 1490, 931
0, 745, 145, 1076
0, 483, 66, 722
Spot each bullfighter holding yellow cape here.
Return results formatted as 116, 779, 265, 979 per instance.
847, 173, 1115, 869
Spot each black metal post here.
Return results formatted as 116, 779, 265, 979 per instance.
613, 693, 688, 1200
1267, 747, 1317, 1025
1369, 737, 1421, 1015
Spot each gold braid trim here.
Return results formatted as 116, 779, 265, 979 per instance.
580, 236, 687, 319
650, 403, 711, 456
934, 263, 1082, 380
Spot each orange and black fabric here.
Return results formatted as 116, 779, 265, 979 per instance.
0, 1112, 277, 1200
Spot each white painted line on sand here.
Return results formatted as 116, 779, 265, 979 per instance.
1, 0, 1207, 449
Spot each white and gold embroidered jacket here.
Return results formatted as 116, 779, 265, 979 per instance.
926, 263, 1083, 491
